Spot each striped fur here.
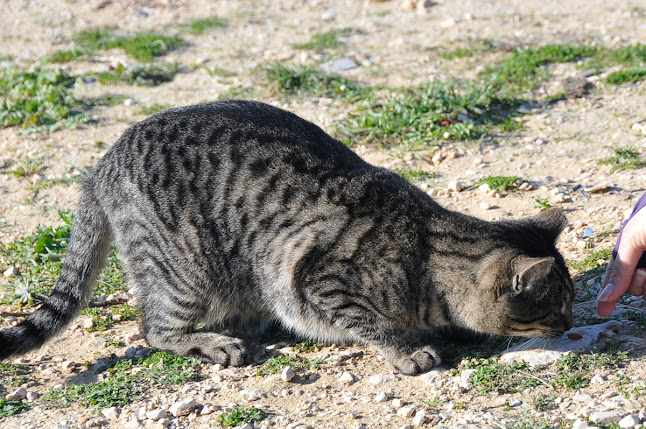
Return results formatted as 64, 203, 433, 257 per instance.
0, 101, 573, 375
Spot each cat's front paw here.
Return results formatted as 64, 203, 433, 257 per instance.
390, 346, 441, 375
194, 339, 248, 367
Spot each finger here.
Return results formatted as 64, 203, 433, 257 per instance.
601, 256, 615, 288
628, 268, 646, 296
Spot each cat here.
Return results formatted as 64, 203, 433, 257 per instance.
0, 100, 574, 375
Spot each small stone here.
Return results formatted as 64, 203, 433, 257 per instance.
146, 408, 168, 421
375, 392, 389, 403
169, 397, 196, 416
101, 406, 120, 420
619, 415, 642, 428
447, 181, 463, 192
6, 387, 26, 400
412, 409, 428, 426
82, 318, 95, 329
61, 360, 76, 371
369, 374, 400, 385
550, 193, 566, 204
586, 183, 608, 193
3, 266, 20, 277
478, 183, 491, 193
479, 202, 492, 210
124, 332, 141, 343
320, 57, 359, 73
392, 398, 404, 408
237, 424, 253, 429
124, 419, 142, 429
200, 403, 217, 416
339, 371, 355, 385
281, 366, 295, 382
510, 399, 522, 407
583, 227, 595, 237
590, 373, 606, 384
26, 391, 39, 402
590, 411, 622, 424
397, 406, 417, 417
572, 419, 590, 429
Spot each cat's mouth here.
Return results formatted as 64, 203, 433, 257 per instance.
506, 327, 565, 339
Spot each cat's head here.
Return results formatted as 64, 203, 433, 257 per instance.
473, 208, 574, 339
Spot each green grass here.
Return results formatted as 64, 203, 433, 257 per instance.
218, 405, 267, 428
135, 103, 171, 115
0, 363, 30, 388
293, 27, 356, 50
45, 47, 94, 63
256, 355, 323, 376
534, 197, 551, 211
460, 357, 541, 394
395, 169, 436, 182
436, 38, 498, 60
0, 211, 126, 309
552, 352, 628, 389
0, 399, 29, 417
80, 303, 140, 332
176, 15, 227, 35
342, 79, 517, 147
598, 145, 644, 172
606, 68, 646, 84
589, 43, 646, 68
482, 44, 598, 89
41, 351, 203, 411
470, 175, 526, 192
291, 340, 324, 353
74, 28, 184, 62
0, 67, 90, 130
263, 62, 368, 100
6, 156, 46, 178
90, 62, 179, 86
568, 247, 612, 273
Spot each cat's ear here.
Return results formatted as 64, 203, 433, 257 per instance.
530, 208, 568, 243
511, 256, 555, 294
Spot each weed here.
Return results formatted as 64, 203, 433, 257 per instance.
534, 197, 551, 211
343, 79, 516, 147
598, 146, 644, 172
453, 401, 466, 410
461, 357, 540, 394
292, 341, 324, 353
220, 84, 255, 100
0, 67, 90, 130
395, 169, 436, 182
552, 352, 628, 389
588, 43, 646, 69
436, 38, 499, 60
135, 103, 171, 115
437, 47, 474, 60
568, 247, 612, 273
0, 399, 29, 417
91, 62, 179, 86
420, 398, 441, 409
177, 15, 227, 35
93, 94, 128, 106
74, 28, 184, 62
606, 68, 646, 84
263, 62, 367, 100
45, 48, 94, 63
218, 405, 267, 428
6, 157, 46, 178
471, 175, 526, 192
0, 363, 30, 387
482, 44, 597, 89
256, 355, 322, 376
41, 351, 202, 410
293, 27, 356, 50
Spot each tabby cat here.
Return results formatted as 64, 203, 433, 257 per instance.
0, 100, 573, 375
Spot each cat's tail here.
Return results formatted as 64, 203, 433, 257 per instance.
0, 183, 111, 360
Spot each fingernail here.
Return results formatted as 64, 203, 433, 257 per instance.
597, 283, 616, 302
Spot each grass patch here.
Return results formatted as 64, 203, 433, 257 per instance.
218, 405, 267, 428
177, 15, 227, 35
395, 169, 436, 182
90, 62, 179, 86
45, 47, 94, 63
606, 68, 646, 84
0, 399, 29, 417
534, 197, 551, 211
293, 27, 356, 50
135, 103, 171, 115
552, 352, 628, 389
256, 355, 322, 376
568, 247, 612, 273
460, 357, 541, 394
74, 28, 184, 62
1, 211, 125, 309
598, 146, 644, 172
589, 43, 646, 68
263, 62, 368, 100
482, 44, 597, 89
0, 67, 90, 130
80, 303, 140, 331
6, 156, 46, 179
342, 79, 517, 147
436, 38, 498, 60
291, 341, 324, 353
0, 363, 30, 388
471, 175, 526, 192
41, 351, 203, 411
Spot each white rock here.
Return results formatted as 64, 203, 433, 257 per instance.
61, 360, 75, 371
320, 57, 359, 73
392, 398, 404, 408
619, 415, 642, 428
146, 408, 168, 421
124, 419, 142, 429
169, 397, 196, 416
369, 374, 400, 385
3, 266, 20, 277
510, 399, 522, 407
25, 391, 39, 402
412, 409, 428, 426
124, 332, 142, 343
339, 371, 355, 385
281, 366, 295, 382
82, 318, 95, 329
460, 369, 476, 386
479, 202, 492, 210
550, 193, 566, 204
478, 183, 491, 193
590, 373, 606, 384
236, 424, 254, 429
419, 369, 443, 388
6, 387, 27, 400
397, 406, 417, 417
589, 411, 622, 424
586, 183, 608, 193
101, 406, 120, 420
375, 392, 389, 403
572, 419, 591, 429
447, 181, 463, 192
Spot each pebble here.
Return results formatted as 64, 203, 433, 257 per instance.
25, 391, 39, 402
3, 266, 20, 277
447, 181, 463, 192
146, 409, 168, 421
124, 419, 142, 429
397, 406, 417, 418
6, 387, 27, 400
479, 202, 492, 210
590, 373, 606, 384
509, 399, 522, 407
61, 360, 76, 371
320, 57, 359, 73
281, 366, 295, 382
412, 409, 428, 426
339, 371, 355, 385
169, 397, 197, 416
101, 407, 120, 420
375, 392, 389, 403
589, 411, 622, 424
619, 415, 642, 428
392, 398, 404, 408
369, 374, 400, 385
586, 183, 608, 193
572, 419, 591, 429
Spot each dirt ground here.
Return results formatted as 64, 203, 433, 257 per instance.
1, 1, 646, 428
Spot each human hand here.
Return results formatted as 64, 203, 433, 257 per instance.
596, 206, 646, 317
